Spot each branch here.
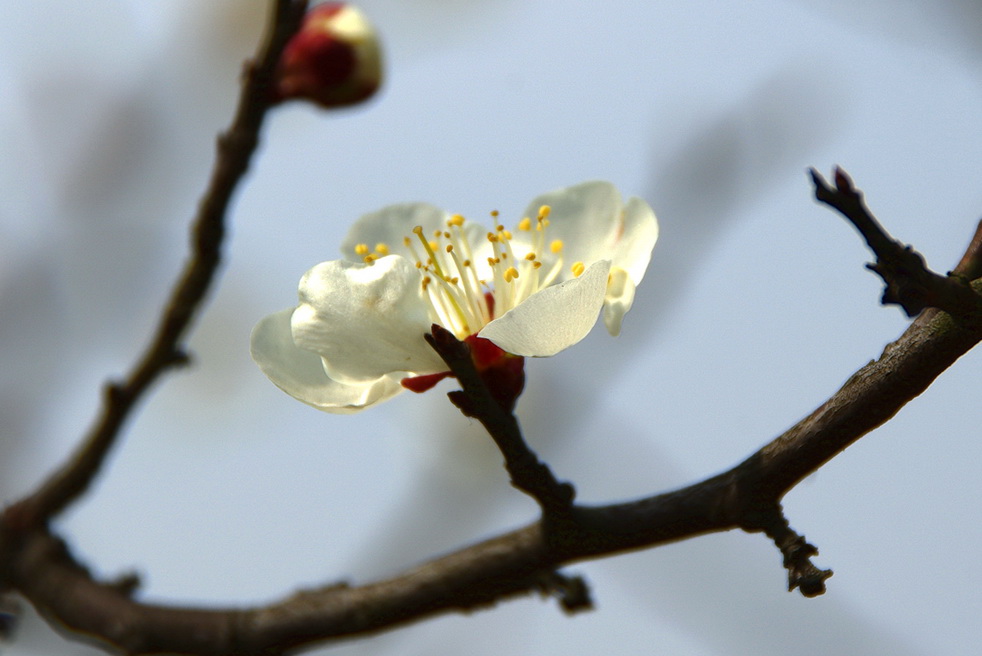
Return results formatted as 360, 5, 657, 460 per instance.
5, 207, 980, 654
424, 325, 575, 515
3, 0, 309, 530
810, 167, 982, 324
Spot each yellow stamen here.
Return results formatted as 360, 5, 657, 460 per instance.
571, 261, 585, 277
354, 243, 369, 256
538, 205, 551, 220
448, 214, 465, 227
550, 239, 564, 254
504, 266, 519, 282
374, 243, 389, 256
518, 217, 532, 231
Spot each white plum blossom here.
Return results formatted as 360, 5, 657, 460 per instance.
251, 181, 659, 413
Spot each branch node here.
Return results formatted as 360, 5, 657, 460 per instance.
743, 506, 832, 597
537, 570, 593, 614
779, 534, 833, 597
104, 381, 127, 404
107, 571, 142, 597
167, 348, 193, 369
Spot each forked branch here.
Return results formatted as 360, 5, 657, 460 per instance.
2, 5, 981, 651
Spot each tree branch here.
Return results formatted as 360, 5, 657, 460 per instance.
424, 325, 575, 516
4, 5, 981, 651
810, 166, 982, 325
3, 0, 308, 531
4, 201, 980, 654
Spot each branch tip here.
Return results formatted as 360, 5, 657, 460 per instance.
833, 165, 854, 193
811, 166, 982, 322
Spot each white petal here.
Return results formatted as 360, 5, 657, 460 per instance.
603, 266, 636, 336
292, 256, 446, 382
340, 203, 447, 260
251, 309, 406, 413
610, 196, 659, 284
478, 260, 611, 357
522, 181, 622, 277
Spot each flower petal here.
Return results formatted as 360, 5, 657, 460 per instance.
520, 181, 622, 277
292, 255, 446, 382
478, 259, 611, 356
603, 266, 636, 336
251, 309, 405, 413
610, 195, 659, 284
340, 202, 447, 261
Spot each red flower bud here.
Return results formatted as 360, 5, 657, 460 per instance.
273, 3, 382, 109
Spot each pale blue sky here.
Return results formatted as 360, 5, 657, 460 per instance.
2, 1, 981, 654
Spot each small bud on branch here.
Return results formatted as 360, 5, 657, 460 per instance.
273, 3, 382, 109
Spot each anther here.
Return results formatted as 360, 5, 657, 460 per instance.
571, 261, 585, 277
504, 266, 519, 282
550, 240, 564, 254
355, 243, 369, 255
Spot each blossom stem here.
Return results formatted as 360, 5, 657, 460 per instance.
424, 325, 575, 515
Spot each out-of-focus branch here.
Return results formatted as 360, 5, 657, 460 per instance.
4, 174, 980, 655
3, 0, 308, 530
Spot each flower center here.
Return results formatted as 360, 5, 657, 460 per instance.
354, 205, 586, 339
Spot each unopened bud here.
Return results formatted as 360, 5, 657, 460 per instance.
273, 3, 382, 109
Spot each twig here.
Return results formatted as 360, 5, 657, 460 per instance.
424, 325, 575, 515
741, 505, 832, 597
4, 0, 309, 530
810, 166, 982, 324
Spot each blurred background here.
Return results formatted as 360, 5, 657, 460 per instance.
2, 1, 981, 654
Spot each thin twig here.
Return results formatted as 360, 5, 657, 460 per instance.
810, 166, 982, 323
4, 0, 308, 529
425, 325, 575, 515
